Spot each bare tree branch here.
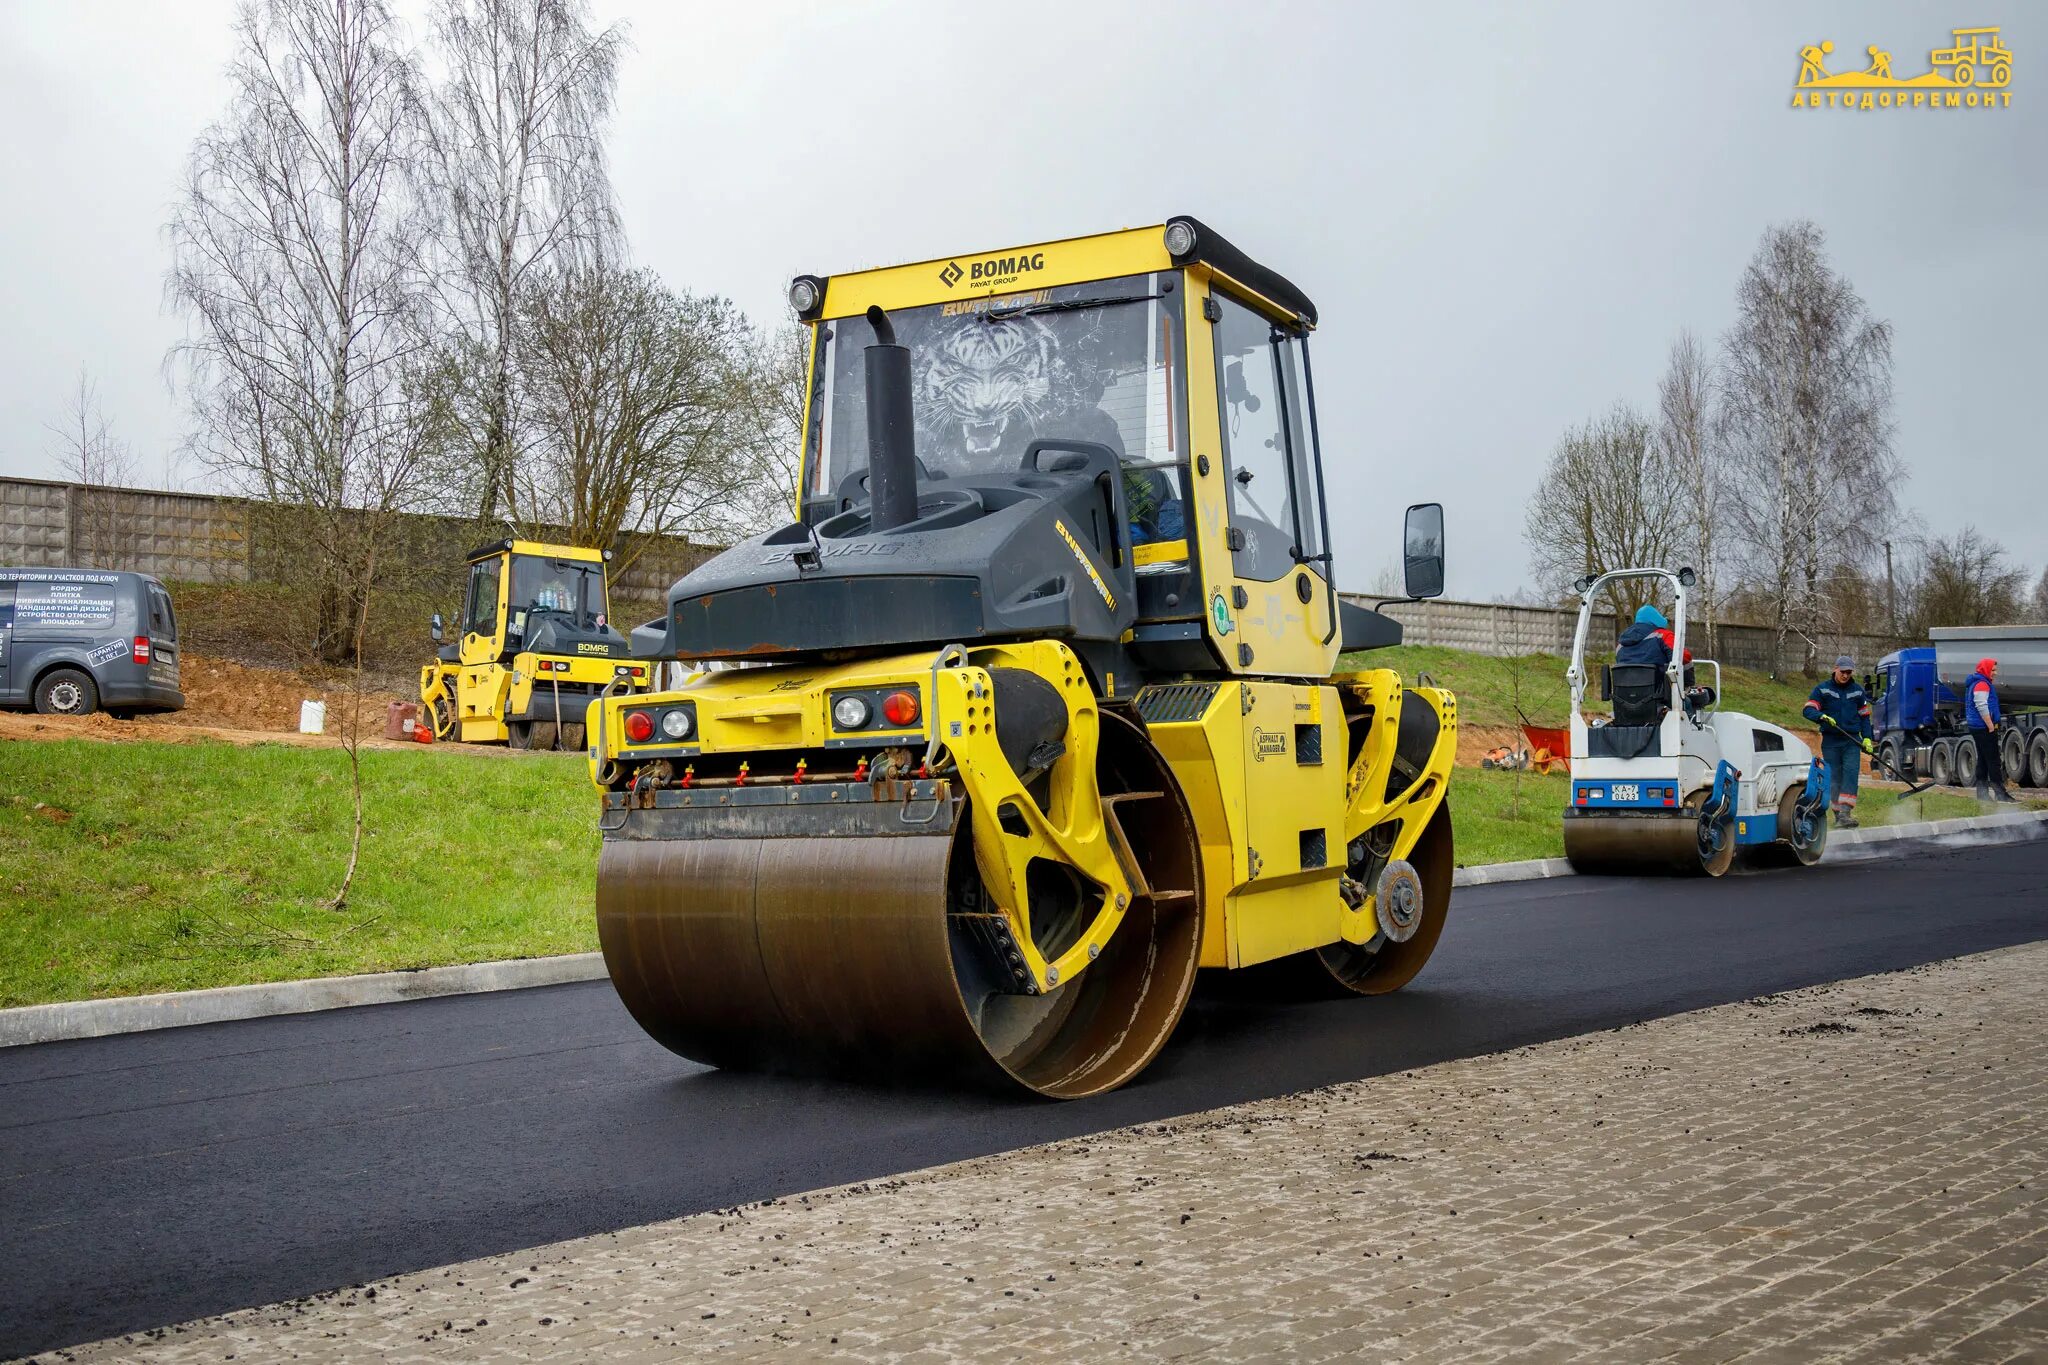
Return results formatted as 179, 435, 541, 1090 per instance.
423, 0, 626, 523
166, 0, 435, 664
1523, 402, 1683, 619
1655, 330, 1721, 652
46, 370, 138, 567
1718, 221, 1901, 673
511, 265, 786, 568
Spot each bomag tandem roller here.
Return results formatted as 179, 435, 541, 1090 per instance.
590, 218, 1458, 1097
421, 539, 652, 748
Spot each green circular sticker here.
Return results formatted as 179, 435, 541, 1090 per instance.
1210, 591, 1234, 636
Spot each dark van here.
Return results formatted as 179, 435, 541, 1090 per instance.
0, 569, 185, 717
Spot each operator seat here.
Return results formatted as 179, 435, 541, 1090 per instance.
1610, 664, 1666, 727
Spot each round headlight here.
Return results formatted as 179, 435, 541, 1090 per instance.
1162, 220, 1197, 257
788, 277, 820, 314
832, 695, 871, 730
659, 708, 692, 740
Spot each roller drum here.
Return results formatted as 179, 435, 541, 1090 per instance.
597, 713, 1203, 1098
1562, 810, 1716, 875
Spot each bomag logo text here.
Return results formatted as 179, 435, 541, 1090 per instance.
763, 541, 903, 564
1793, 24, 2013, 109
938, 251, 1047, 290
574, 642, 608, 654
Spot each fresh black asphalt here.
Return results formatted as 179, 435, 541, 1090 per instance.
4, 837, 2045, 1357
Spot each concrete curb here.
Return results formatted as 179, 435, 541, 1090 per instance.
0, 953, 606, 1048
5, 810, 2042, 1050
1454, 858, 1575, 887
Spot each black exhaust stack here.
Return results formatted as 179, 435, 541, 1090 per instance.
863, 305, 918, 533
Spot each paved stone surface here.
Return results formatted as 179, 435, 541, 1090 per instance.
32, 943, 2048, 1364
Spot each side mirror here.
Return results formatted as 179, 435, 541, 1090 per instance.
429, 613, 444, 643
1402, 502, 1445, 600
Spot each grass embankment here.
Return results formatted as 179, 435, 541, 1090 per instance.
2, 646, 2038, 1010
1342, 645, 1820, 734
0, 738, 595, 1009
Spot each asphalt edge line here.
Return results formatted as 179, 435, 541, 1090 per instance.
5, 809, 2041, 1049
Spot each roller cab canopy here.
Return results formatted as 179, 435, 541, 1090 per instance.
653, 218, 1430, 684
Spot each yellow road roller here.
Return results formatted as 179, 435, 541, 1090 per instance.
589, 218, 1458, 1097
422, 538, 651, 748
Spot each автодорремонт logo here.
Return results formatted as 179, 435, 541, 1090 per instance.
1794, 24, 2013, 109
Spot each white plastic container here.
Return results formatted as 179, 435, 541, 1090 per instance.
299, 699, 327, 734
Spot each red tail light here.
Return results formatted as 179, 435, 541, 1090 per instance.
623, 710, 654, 743
132, 636, 151, 665
883, 690, 919, 726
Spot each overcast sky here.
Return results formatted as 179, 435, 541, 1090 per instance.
0, 1, 2040, 600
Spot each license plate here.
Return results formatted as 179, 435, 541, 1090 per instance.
1610, 783, 1641, 802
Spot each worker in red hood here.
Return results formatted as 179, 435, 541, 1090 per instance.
1963, 657, 2015, 803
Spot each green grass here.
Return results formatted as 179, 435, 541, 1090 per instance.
0, 738, 597, 1008
1342, 645, 1822, 734
1446, 768, 2036, 867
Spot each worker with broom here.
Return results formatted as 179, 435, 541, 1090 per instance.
1803, 656, 1873, 827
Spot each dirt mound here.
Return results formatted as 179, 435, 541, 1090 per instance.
137, 654, 413, 735
0, 709, 432, 752
0, 653, 444, 753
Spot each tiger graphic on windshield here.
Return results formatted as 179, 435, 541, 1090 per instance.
915, 314, 1060, 463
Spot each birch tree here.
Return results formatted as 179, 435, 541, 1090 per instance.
1655, 330, 1721, 652
1718, 222, 1901, 672
167, 0, 433, 664
424, 0, 625, 523
1523, 402, 1683, 619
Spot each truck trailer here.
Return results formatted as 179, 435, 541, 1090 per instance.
1873, 624, 2048, 790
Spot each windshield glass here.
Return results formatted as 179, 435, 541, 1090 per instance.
806, 271, 1185, 498
507, 556, 606, 633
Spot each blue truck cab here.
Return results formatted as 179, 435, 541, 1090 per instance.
1873, 647, 1954, 738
